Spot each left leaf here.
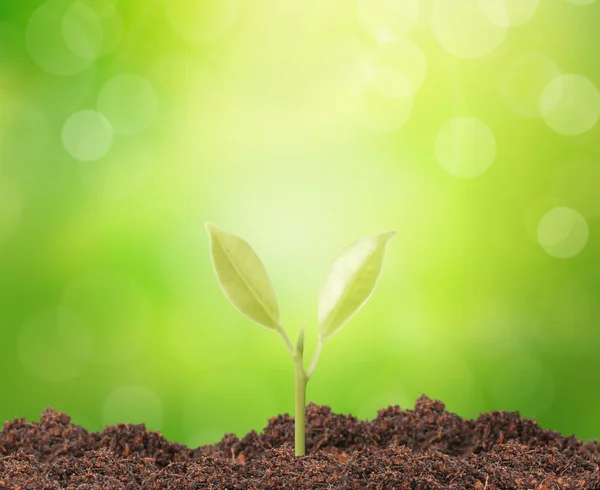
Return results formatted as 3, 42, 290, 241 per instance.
205, 222, 281, 330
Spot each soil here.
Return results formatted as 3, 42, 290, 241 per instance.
1, 395, 599, 489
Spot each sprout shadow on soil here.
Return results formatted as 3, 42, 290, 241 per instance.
205, 222, 395, 456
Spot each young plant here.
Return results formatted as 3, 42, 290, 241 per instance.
205, 222, 395, 456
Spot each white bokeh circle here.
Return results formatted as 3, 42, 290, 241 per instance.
102, 385, 163, 430
62, 1, 103, 60
431, 0, 507, 59
353, 88, 413, 132
85, 0, 123, 56
62, 110, 113, 162
367, 38, 427, 98
26, 0, 97, 75
164, 0, 237, 44
435, 117, 496, 178
59, 272, 151, 364
97, 74, 159, 135
540, 74, 600, 135
537, 207, 589, 258
356, 0, 419, 41
500, 52, 560, 118
478, 0, 539, 28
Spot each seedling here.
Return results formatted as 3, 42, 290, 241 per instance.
205, 222, 395, 456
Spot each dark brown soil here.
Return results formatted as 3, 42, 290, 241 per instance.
1, 396, 599, 489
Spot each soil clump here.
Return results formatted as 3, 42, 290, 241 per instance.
1, 395, 598, 489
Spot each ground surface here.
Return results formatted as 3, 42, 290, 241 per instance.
1, 396, 599, 489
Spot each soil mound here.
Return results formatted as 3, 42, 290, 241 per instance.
1, 395, 598, 489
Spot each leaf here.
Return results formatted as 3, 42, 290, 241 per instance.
318, 231, 395, 341
205, 222, 281, 330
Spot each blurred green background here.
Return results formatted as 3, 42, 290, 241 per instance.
1, 0, 600, 448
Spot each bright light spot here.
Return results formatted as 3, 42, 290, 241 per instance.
18, 309, 90, 382
356, 0, 419, 40
435, 117, 496, 178
26, 0, 96, 75
97, 74, 159, 135
431, 0, 507, 59
59, 272, 151, 364
62, 1, 103, 60
102, 386, 163, 430
353, 88, 413, 132
367, 38, 427, 98
164, 0, 237, 44
478, 0, 539, 28
0, 179, 22, 245
566, 0, 596, 4
62, 110, 113, 162
85, 0, 123, 56
549, 156, 600, 218
537, 207, 589, 258
540, 74, 600, 135
500, 51, 560, 118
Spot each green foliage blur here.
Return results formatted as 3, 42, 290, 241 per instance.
1, 0, 600, 448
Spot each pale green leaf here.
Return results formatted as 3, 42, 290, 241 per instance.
205, 222, 281, 330
318, 231, 395, 341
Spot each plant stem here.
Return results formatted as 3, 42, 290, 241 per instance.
294, 344, 307, 456
277, 325, 296, 360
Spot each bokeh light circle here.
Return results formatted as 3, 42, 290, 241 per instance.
0, 179, 22, 245
62, 1, 103, 60
19, 309, 90, 382
97, 75, 159, 135
367, 38, 427, 98
537, 207, 589, 258
102, 386, 163, 430
164, 0, 237, 44
356, 0, 419, 41
62, 110, 113, 162
431, 0, 507, 59
26, 0, 98, 75
540, 74, 600, 135
59, 272, 151, 364
353, 88, 413, 132
435, 117, 496, 178
478, 0, 539, 28
85, 0, 123, 56
500, 52, 560, 118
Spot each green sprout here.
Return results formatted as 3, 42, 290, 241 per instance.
205, 222, 395, 456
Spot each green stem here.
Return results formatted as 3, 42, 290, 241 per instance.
294, 348, 307, 456
277, 325, 296, 360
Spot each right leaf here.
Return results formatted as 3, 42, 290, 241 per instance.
318, 231, 395, 341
